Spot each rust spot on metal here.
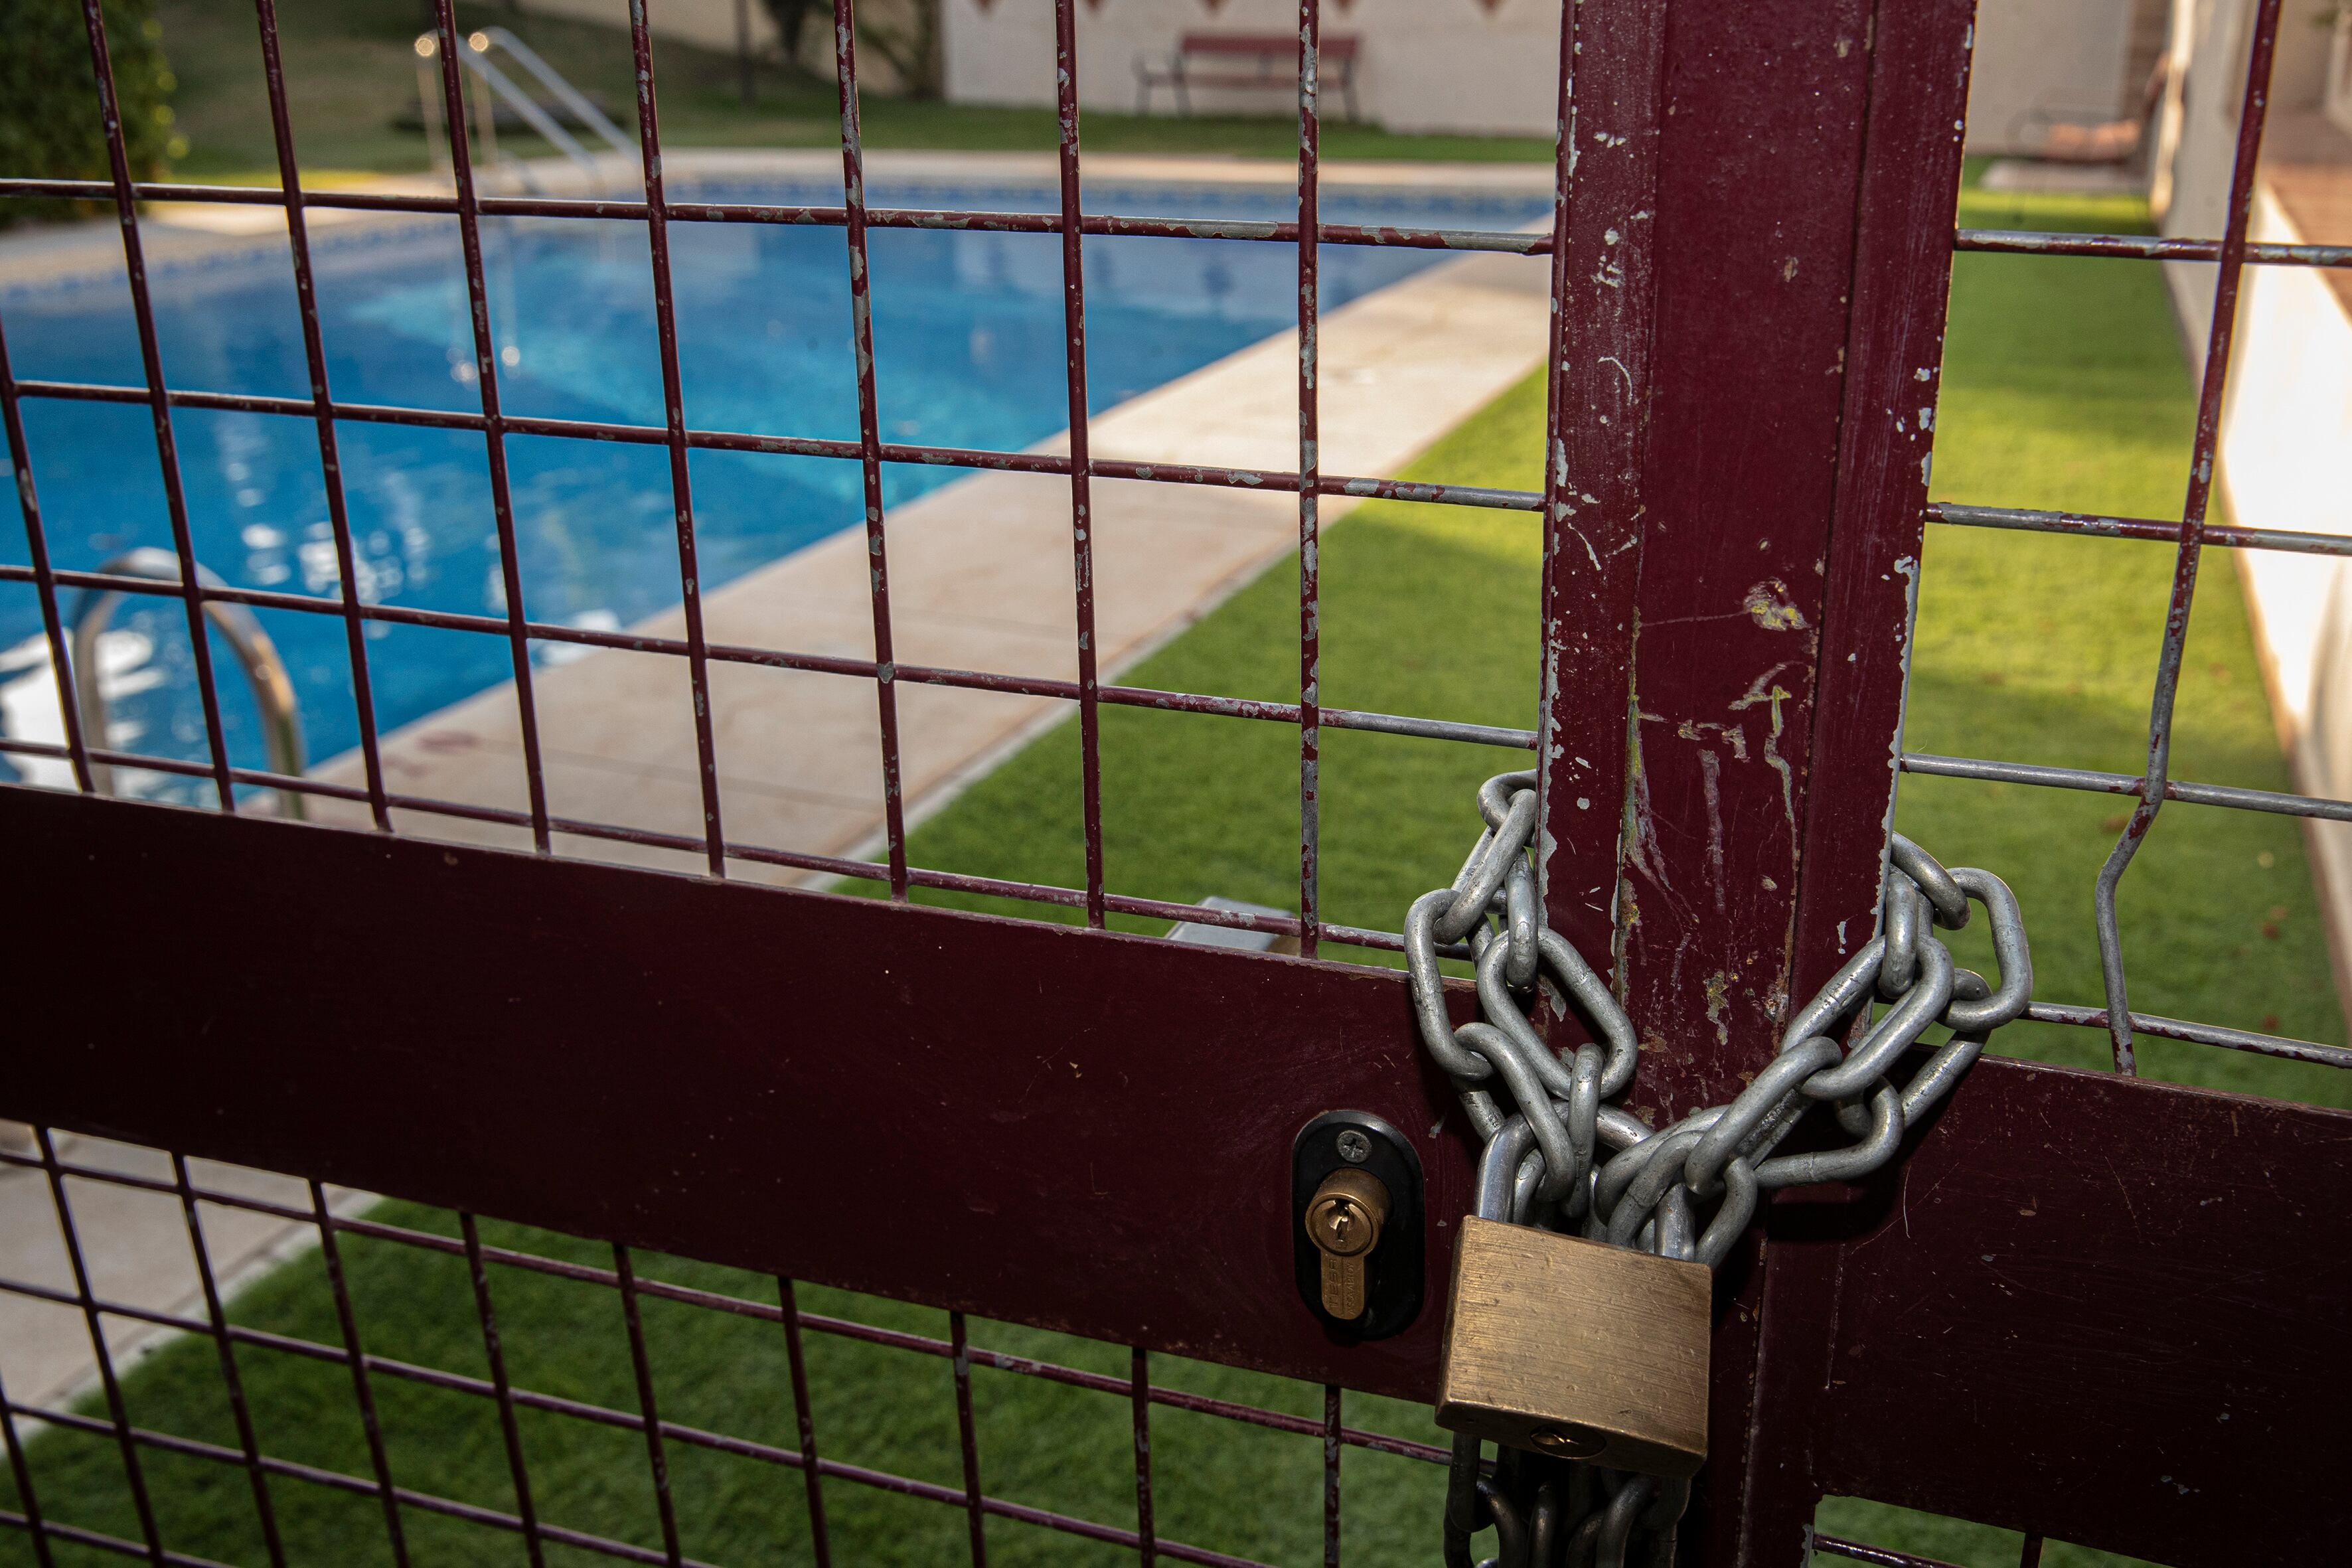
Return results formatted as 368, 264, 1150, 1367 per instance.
1743, 580, 1809, 631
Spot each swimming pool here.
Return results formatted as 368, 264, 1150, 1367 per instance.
0, 177, 1548, 798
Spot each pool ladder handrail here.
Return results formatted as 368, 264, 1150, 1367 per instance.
71, 548, 307, 821
415, 27, 633, 196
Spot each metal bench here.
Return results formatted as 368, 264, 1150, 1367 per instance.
1135, 32, 1361, 121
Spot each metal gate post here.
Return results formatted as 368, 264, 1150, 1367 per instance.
1535, 2, 1983, 1559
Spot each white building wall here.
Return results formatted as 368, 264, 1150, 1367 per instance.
2161, 0, 2352, 999
943, 0, 1565, 139
1963, 0, 2136, 155
946, 0, 2151, 147
524, 0, 781, 57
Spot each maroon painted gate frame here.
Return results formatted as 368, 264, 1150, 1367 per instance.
5, 1, 2351, 1565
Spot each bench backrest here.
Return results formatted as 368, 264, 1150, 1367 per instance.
1176, 33, 1360, 61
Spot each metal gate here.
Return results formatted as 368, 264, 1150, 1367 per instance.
5, 0, 2349, 1565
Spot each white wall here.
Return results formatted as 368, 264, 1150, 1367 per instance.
943, 0, 2161, 151
943, 0, 1566, 139
2162, 0, 2352, 1000
524, 0, 781, 58
1964, 0, 2137, 155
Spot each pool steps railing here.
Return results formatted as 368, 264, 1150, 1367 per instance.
416, 26, 633, 196
70, 550, 307, 819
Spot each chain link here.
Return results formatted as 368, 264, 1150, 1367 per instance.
1411, 772, 2032, 1568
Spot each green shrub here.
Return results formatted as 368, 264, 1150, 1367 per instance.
0, 0, 179, 228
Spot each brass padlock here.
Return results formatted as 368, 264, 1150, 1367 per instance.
1435, 1215, 1710, 1480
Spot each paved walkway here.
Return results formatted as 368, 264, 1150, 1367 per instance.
295, 158, 1553, 878
0, 1127, 369, 1429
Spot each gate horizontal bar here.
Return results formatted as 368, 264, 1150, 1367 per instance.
1759, 1056, 2352, 1566
0, 177, 1551, 255
3, 787, 1478, 1401
9, 786, 2348, 1542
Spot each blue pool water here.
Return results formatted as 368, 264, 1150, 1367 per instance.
0, 179, 1545, 795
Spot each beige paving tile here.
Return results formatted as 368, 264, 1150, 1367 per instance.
0, 1130, 370, 1421
307, 242, 1548, 881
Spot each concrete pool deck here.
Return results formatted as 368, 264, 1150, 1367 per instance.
0, 1125, 372, 1430
3, 154, 1551, 1410
277, 153, 1556, 881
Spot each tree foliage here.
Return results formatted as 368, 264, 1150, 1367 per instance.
0, 0, 179, 228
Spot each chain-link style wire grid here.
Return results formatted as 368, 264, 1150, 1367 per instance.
0, 0, 2346, 1561
0, 1130, 1436, 1568
3, 0, 2346, 1062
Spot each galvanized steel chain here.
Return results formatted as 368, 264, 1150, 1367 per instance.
1408, 770, 2031, 1568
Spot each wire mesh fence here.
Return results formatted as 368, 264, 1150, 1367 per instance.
2, 0, 2345, 1066
2, 0, 2349, 1562
0, 1128, 1460, 1568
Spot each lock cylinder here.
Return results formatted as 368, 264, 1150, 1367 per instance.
1291, 1111, 1424, 1340
1304, 1168, 1390, 1320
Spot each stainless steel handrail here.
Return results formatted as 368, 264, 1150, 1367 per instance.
415, 28, 631, 195
70, 548, 307, 819
473, 27, 633, 158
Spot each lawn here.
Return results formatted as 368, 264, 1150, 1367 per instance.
5, 18, 2345, 1567
1, 1200, 1455, 1568
865, 179, 2351, 1109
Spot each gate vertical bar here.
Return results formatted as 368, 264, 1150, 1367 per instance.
1320, 1385, 1342, 1568
36, 1129, 165, 1564
1053, 0, 1106, 927
75, 0, 234, 813
2092, 0, 2283, 1072
0, 1362, 54, 1568
1752, 0, 1982, 1559
1129, 1348, 1156, 1568
0, 319, 94, 793
311, 1177, 412, 1566
463, 1214, 546, 1568
1533, 0, 1666, 977
830, 0, 909, 898
614, 1245, 687, 1567
1588, 3, 1885, 1558
429, 0, 552, 851
1614, 0, 1875, 1115
627, 0, 730, 876
1294, 0, 1322, 959
1787, 0, 1978, 1008
251, 0, 390, 829
949, 1311, 989, 1568
173, 1154, 288, 1568
778, 1279, 833, 1568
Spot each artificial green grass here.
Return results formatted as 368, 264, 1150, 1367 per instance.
1898, 177, 2349, 1105
5, 167, 2341, 1568
147, 0, 1551, 183
0, 1201, 1451, 1567
870, 183, 2351, 1109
